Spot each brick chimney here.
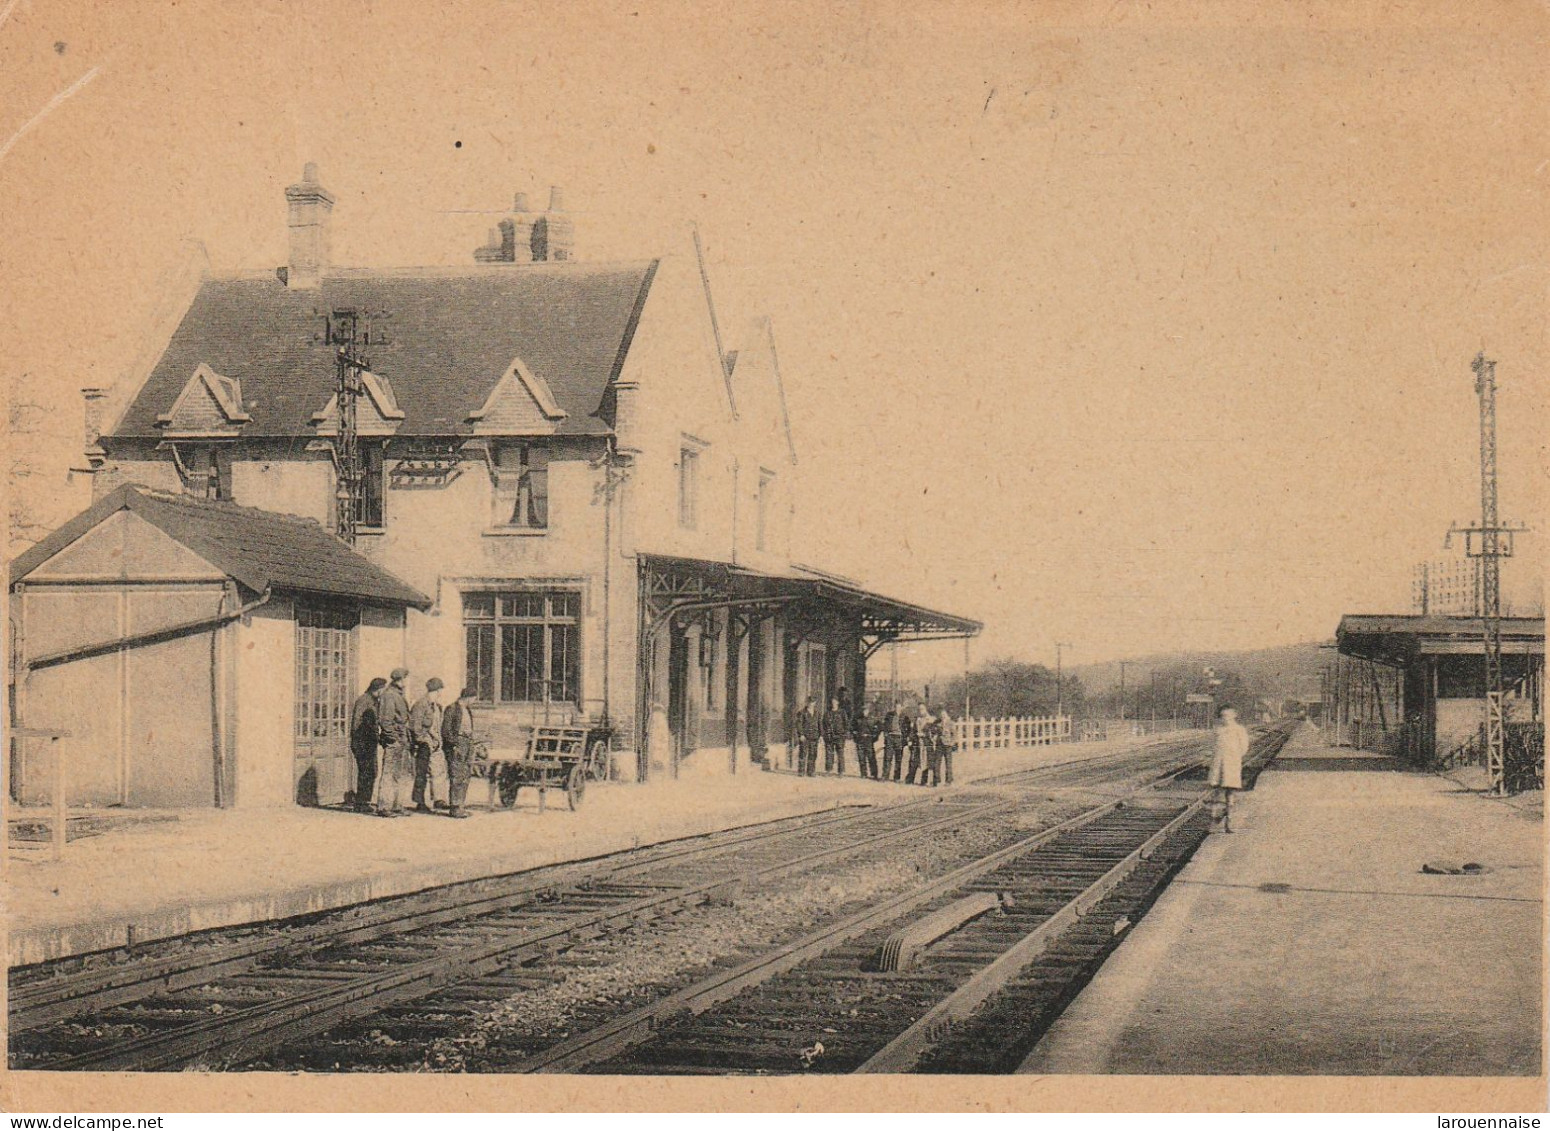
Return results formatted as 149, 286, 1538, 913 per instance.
508, 192, 537, 260
474, 226, 505, 263
530, 186, 574, 262
284, 162, 335, 289
473, 192, 542, 263
75, 386, 107, 472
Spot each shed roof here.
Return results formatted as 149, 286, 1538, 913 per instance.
1337, 613, 1545, 664
10, 485, 431, 609
109, 262, 659, 440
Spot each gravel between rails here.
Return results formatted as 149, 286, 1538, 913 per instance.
250, 792, 1107, 1073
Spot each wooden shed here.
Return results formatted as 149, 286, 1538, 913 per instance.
9, 486, 431, 809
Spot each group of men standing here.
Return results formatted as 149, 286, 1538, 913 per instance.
789, 692, 957, 786
349, 669, 479, 819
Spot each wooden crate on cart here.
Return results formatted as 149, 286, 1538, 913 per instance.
474, 724, 603, 812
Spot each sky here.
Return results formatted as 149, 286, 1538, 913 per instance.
3, 1, 1545, 674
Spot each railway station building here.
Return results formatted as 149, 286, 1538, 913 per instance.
1334, 614, 1544, 772
9, 166, 979, 809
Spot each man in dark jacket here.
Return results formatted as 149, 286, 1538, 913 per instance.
935, 707, 958, 786
791, 696, 821, 776
821, 696, 850, 775
376, 668, 412, 817
881, 706, 906, 782
852, 701, 880, 780
349, 677, 387, 812
905, 702, 932, 785
441, 686, 477, 819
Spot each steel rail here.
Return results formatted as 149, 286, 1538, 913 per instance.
43, 784, 1039, 1071
855, 796, 1208, 1072
10, 797, 931, 1031
513, 792, 1163, 1074
14, 737, 1205, 1034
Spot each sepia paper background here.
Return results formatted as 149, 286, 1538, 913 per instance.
2, 0, 1545, 1112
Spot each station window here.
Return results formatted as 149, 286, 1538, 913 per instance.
356, 441, 385, 529
492, 443, 549, 529
678, 445, 699, 529
180, 445, 233, 502
464, 589, 579, 705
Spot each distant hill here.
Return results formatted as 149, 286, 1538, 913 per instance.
1072, 642, 1328, 702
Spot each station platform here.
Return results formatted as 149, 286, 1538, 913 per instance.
4, 733, 1177, 966
1020, 724, 1544, 1076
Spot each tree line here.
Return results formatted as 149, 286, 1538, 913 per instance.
933, 657, 1278, 721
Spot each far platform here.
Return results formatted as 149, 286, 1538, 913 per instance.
1020, 723, 1544, 1076
5, 733, 1183, 966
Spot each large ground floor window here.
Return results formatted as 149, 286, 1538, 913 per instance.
464, 589, 580, 705
295, 603, 359, 742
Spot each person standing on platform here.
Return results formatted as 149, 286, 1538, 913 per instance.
1209, 705, 1249, 832
441, 686, 477, 819
836, 687, 856, 772
881, 705, 906, 781
376, 668, 412, 817
821, 696, 850, 775
792, 696, 821, 776
904, 702, 931, 784
919, 707, 942, 786
853, 700, 880, 780
936, 707, 957, 786
349, 677, 387, 813
409, 678, 447, 812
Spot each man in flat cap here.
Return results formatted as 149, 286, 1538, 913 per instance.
349, 676, 388, 813
410, 677, 447, 813
441, 686, 478, 819
376, 668, 412, 817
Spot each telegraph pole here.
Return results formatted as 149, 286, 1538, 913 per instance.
1474, 353, 1506, 794
1117, 660, 1131, 723
1055, 642, 1073, 734
1442, 354, 1522, 793
330, 309, 369, 545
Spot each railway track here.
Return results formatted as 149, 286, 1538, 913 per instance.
10, 728, 1290, 1072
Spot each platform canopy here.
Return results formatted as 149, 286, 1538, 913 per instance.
1336, 614, 1545, 666
640, 553, 981, 645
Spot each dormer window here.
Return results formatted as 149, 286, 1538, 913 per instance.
174, 444, 233, 501
356, 441, 386, 529
492, 443, 549, 529
157, 364, 250, 438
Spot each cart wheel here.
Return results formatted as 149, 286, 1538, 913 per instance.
566, 764, 586, 811
497, 766, 521, 809
586, 738, 608, 781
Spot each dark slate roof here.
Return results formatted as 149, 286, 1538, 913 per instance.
10, 485, 431, 609
1336, 613, 1545, 663
110, 262, 659, 439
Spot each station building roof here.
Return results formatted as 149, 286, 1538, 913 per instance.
1336, 613, 1545, 666
10, 484, 432, 610
108, 262, 659, 441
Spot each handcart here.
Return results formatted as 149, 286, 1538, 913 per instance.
474, 723, 612, 812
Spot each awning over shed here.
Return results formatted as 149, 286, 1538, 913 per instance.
10, 484, 431, 609
1337, 614, 1545, 666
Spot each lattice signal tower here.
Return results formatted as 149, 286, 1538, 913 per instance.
1446, 353, 1525, 793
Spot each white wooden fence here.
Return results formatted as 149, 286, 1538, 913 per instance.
953, 715, 1070, 751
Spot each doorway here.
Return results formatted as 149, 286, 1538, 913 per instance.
293, 603, 359, 806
